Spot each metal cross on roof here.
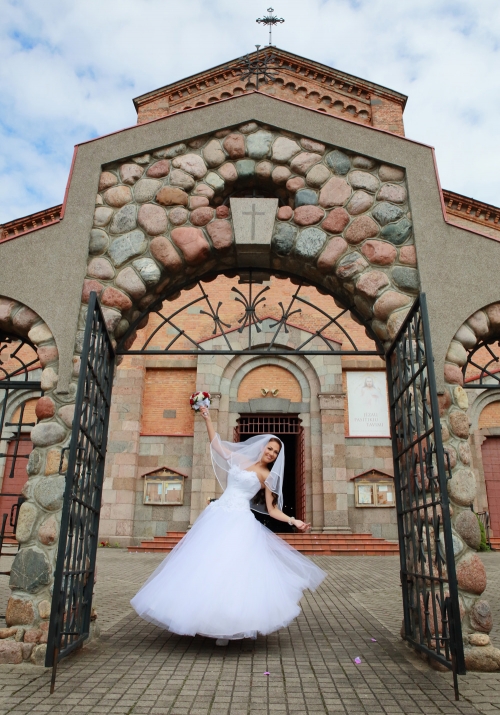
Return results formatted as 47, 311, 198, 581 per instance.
256, 7, 285, 46
237, 45, 279, 90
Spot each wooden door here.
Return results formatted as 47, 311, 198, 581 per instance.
482, 436, 500, 536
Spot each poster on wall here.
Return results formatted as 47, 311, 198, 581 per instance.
346, 371, 391, 437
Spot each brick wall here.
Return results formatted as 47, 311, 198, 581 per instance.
479, 400, 500, 429
142, 368, 197, 435
12, 398, 38, 424
237, 365, 302, 402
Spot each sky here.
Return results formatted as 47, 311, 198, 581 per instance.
1, 0, 499, 223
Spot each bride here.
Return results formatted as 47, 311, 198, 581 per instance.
131, 405, 326, 642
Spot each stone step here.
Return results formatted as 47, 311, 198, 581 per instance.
128, 532, 400, 556
489, 537, 500, 550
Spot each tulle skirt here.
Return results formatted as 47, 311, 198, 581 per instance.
130, 501, 327, 639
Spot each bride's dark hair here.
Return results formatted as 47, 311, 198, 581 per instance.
251, 437, 282, 509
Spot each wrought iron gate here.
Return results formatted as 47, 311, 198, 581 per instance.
46, 293, 114, 690
0, 333, 41, 610
386, 293, 465, 698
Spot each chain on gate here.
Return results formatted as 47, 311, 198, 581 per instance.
386, 293, 465, 700
46, 293, 114, 691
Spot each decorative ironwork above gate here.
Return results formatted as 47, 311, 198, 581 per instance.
462, 339, 500, 389
118, 270, 383, 357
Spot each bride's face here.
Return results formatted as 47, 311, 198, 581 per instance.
262, 440, 281, 464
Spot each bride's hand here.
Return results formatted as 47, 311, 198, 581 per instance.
293, 520, 311, 533
200, 407, 210, 420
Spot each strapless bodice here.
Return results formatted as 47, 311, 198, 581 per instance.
215, 466, 262, 511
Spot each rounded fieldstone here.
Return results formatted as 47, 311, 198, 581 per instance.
319, 177, 351, 208
218, 162, 238, 183
190, 196, 210, 209
361, 240, 397, 265
454, 324, 477, 350
170, 168, 195, 191
336, 252, 368, 280
399, 245, 417, 265
30, 644, 47, 666
101, 287, 132, 312
203, 139, 225, 167
156, 186, 189, 206
300, 138, 325, 153
459, 441, 471, 465
115, 267, 147, 299
10, 548, 51, 593
272, 137, 300, 163
352, 156, 376, 170
15, 503, 38, 543
0, 641, 23, 665
356, 271, 390, 298
108, 230, 147, 267
448, 467, 476, 505
206, 220, 233, 252
216, 205, 229, 218
295, 228, 327, 259
322, 208, 350, 234
27, 450, 42, 476
156, 143, 186, 159
379, 164, 405, 182
205, 172, 225, 192
438, 391, 452, 417
373, 291, 411, 321
87, 257, 114, 281
58, 405, 74, 429
444, 364, 463, 385
446, 341, 468, 367
170, 227, 211, 265
120, 164, 143, 185
455, 509, 482, 550
138, 204, 167, 236
172, 153, 207, 179
456, 553, 486, 594
34, 475, 65, 511
346, 191, 373, 215
290, 152, 322, 175
223, 133, 246, 159
272, 166, 291, 185
381, 219, 413, 245
89, 229, 109, 255
27, 323, 52, 344
103, 307, 122, 333
485, 303, 500, 333
469, 634, 491, 647
255, 161, 273, 180
294, 205, 324, 226
31, 422, 66, 448
38, 515, 58, 546
349, 170, 380, 193
325, 150, 351, 175
470, 600, 493, 634
467, 311, 490, 338
273, 223, 297, 255
236, 160, 255, 180
12, 307, 39, 334
392, 266, 419, 293
246, 131, 274, 160
449, 411, 470, 439
387, 308, 411, 340
5, 598, 35, 627
378, 183, 407, 203
133, 179, 161, 203
104, 185, 132, 208
169, 207, 188, 226
239, 122, 259, 134
35, 397, 55, 421
306, 164, 331, 188
278, 206, 293, 220
98, 171, 118, 191
296, 189, 318, 207
146, 159, 170, 178
372, 202, 405, 226
93, 207, 113, 228
317, 237, 348, 272
190, 207, 214, 226
150, 237, 183, 271
41, 367, 58, 391
286, 177, 305, 193
109, 204, 137, 235
345, 216, 379, 244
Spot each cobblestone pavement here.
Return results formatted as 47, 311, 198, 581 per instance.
1, 550, 500, 714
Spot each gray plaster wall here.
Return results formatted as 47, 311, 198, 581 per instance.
1, 92, 498, 391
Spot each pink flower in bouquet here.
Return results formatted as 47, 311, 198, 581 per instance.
190, 391, 212, 411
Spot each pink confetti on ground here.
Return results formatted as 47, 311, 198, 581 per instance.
354, 657, 362, 664
371, 638, 377, 642
263, 672, 270, 676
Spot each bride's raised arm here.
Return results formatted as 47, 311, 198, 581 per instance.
200, 406, 232, 459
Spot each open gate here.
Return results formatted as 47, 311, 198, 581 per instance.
386, 294, 465, 698
46, 293, 114, 690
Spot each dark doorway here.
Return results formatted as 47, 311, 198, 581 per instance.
234, 415, 303, 533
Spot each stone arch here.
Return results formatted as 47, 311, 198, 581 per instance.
439, 300, 500, 667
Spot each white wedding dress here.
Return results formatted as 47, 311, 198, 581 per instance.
131, 464, 326, 639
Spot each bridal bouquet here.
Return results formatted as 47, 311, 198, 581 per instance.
189, 391, 212, 411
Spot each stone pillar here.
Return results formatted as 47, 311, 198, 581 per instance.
319, 389, 351, 533
189, 393, 221, 526
99, 356, 145, 546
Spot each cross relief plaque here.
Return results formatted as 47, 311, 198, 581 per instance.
230, 198, 278, 264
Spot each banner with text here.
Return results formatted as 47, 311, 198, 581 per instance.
346, 371, 390, 437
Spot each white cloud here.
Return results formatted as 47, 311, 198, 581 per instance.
1, 0, 499, 222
